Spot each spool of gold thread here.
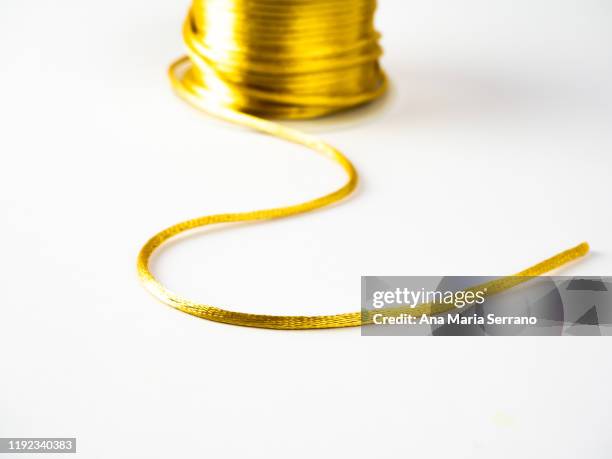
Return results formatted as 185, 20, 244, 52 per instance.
136, 0, 589, 329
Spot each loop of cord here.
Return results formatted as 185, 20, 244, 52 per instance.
136, 0, 589, 329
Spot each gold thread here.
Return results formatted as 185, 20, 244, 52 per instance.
136, 0, 589, 329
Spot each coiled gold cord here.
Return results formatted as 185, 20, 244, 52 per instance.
136, 0, 589, 329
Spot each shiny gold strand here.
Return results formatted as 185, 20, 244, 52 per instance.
137, 0, 589, 329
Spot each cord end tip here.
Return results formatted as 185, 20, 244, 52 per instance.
576, 241, 590, 257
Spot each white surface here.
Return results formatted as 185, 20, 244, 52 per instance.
1, 0, 612, 457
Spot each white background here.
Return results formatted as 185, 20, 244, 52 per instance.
1, 0, 612, 457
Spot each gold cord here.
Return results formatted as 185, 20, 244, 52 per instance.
137, 0, 589, 329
